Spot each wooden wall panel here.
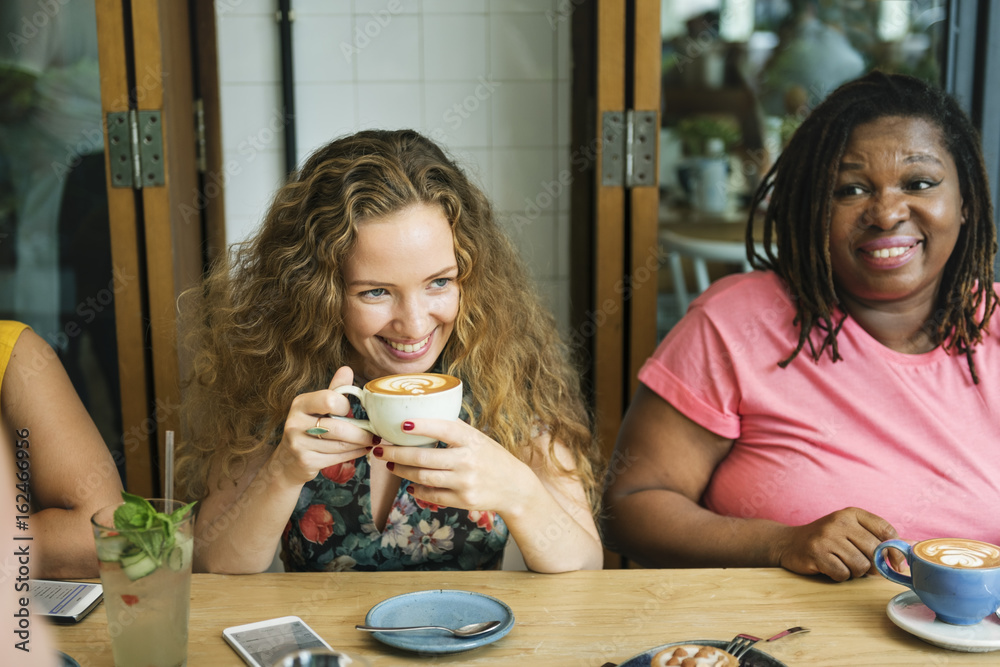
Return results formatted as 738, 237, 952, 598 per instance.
131, 0, 204, 496
193, 0, 226, 265
94, 0, 154, 497
594, 1, 626, 464
594, 0, 627, 570
628, 0, 661, 396
95, 0, 207, 496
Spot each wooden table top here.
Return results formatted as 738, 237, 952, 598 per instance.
53, 568, 1000, 666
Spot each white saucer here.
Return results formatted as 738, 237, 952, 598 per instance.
886, 591, 1000, 652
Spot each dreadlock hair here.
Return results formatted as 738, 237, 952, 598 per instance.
746, 70, 997, 383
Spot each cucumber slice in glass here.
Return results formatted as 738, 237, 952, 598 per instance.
121, 551, 158, 580
96, 535, 134, 562
166, 545, 185, 571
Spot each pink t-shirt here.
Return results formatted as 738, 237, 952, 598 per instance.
638, 271, 1000, 543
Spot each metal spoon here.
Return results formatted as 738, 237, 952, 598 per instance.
355, 620, 502, 638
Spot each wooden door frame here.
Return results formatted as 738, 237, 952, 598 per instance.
95, 0, 220, 497
571, 0, 660, 568
628, 0, 661, 396
95, 0, 154, 497
592, 2, 627, 467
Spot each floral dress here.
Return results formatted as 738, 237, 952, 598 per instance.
280, 403, 509, 572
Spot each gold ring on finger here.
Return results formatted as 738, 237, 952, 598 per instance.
306, 417, 330, 438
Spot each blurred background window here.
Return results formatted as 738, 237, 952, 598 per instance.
659, 0, 946, 213
656, 0, 948, 337
0, 0, 123, 481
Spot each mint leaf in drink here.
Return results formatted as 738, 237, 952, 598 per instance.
113, 491, 155, 531
110, 492, 196, 577
169, 501, 197, 524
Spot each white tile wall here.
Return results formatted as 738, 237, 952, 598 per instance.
490, 13, 556, 80
355, 0, 421, 14
295, 83, 357, 157
291, 16, 354, 83
424, 0, 487, 12
216, 0, 572, 330
423, 81, 492, 147
423, 16, 489, 80
355, 14, 422, 81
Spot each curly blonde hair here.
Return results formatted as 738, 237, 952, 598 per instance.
176, 129, 601, 513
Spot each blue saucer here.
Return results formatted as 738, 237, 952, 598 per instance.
59, 652, 81, 667
362, 589, 514, 654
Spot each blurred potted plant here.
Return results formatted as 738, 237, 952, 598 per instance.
675, 115, 741, 157
673, 116, 740, 214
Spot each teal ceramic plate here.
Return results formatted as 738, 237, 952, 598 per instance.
617, 639, 787, 667
59, 652, 82, 667
362, 589, 513, 654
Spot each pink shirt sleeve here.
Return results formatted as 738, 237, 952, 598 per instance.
637, 271, 798, 440
638, 309, 742, 440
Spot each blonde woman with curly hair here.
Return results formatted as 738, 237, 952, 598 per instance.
177, 129, 602, 574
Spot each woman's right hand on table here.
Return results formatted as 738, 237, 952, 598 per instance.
603, 386, 907, 582
772, 507, 903, 582
272, 365, 374, 486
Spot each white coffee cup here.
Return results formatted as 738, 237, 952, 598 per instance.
332, 373, 463, 446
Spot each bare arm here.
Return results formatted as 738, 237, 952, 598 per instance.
602, 384, 899, 581
192, 366, 372, 573
2, 329, 123, 579
511, 436, 603, 572
375, 421, 603, 572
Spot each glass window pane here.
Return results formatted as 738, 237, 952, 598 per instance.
0, 0, 124, 479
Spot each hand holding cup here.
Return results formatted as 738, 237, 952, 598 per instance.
874, 537, 1000, 625
329, 373, 463, 446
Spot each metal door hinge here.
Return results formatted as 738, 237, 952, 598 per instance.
107, 110, 165, 189
601, 110, 657, 188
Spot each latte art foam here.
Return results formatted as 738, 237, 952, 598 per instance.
915, 538, 1000, 569
367, 373, 461, 396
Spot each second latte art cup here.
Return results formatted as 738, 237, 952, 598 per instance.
331, 373, 463, 446
874, 537, 1000, 625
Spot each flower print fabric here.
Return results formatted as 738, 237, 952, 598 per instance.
281, 402, 509, 572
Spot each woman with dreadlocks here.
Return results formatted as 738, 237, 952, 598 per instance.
602, 71, 999, 581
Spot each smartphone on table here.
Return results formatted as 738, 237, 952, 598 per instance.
30, 579, 103, 623
223, 615, 337, 667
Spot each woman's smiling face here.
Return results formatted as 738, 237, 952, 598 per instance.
341, 203, 459, 383
828, 115, 964, 313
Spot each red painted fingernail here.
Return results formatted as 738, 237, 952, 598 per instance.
402, 421, 415, 431
365, 446, 373, 452
371, 435, 381, 445
406, 485, 415, 495
386, 462, 395, 472
373, 446, 383, 457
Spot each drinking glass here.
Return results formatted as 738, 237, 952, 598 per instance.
272, 649, 370, 667
91, 499, 194, 667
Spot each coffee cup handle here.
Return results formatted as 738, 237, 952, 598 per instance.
874, 539, 914, 589
329, 386, 377, 436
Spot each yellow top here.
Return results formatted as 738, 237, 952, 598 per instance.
0, 321, 30, 395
